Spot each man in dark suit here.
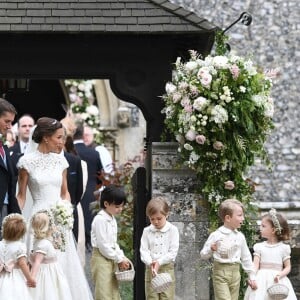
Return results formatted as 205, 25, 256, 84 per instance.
64, 150, 83, 241
9, 114, 35, 181
0, 98, 21, 226
73, 122, 103, 250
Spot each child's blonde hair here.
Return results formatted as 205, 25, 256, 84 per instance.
1, 213, 26, 241
218, 198, 244, 222
31, 211, 53, 239
146, 196, 169, 217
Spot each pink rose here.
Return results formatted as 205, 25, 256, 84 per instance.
213, 141, 224, 150
200, 73, 212, 87
195, 135, 206, 145
230, 64, 240, 80
185, 130, 196, 141
224, 181, 235, 190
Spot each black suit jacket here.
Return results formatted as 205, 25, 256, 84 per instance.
64, 151, 83, 241
0, 145, 21, 214
8, 141, 23, 183
64, 151, 83, 207
74, 142, 102, 244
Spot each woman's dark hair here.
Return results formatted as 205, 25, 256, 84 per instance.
100, 184, 127, 208
65, 135, 78, 155
32, 117, 63, 143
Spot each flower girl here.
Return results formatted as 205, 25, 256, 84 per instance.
244, 208, 297, 299
0, 213, 35, 299
29, 210, 72, 300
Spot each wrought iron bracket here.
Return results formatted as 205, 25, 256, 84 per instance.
222, 12, 252, 35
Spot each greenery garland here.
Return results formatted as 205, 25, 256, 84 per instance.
161, 31, 277, 297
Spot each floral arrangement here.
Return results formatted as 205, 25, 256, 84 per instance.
65, 79, 100, 128
51, 201, 74, 230
161, 32, 277, 232
49, 201, 74, 251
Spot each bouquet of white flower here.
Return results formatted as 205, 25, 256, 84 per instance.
51, 200, 74, 230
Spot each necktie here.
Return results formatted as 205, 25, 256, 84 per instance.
0, 140, 5, 158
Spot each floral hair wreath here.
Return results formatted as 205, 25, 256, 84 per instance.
269, 208, 282, 235
31, 209, 55, 230
1, 213, 26, 233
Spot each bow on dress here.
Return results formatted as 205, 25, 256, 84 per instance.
0, 260, 15, 273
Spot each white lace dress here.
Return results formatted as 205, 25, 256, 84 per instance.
0, 240, 32, 300
18, 150, 94, 300
244, 241, 297, 300
30, 239, 72, 300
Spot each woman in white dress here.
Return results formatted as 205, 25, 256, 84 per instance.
16, 117, 93, 300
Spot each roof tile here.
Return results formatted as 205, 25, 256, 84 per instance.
0, 0, 216, 33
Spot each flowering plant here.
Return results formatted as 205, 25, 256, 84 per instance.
162, 32, 277, 230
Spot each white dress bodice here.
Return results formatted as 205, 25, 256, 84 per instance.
18, 151, 68, 214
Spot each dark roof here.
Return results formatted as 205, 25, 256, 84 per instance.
0, 0, 216, 33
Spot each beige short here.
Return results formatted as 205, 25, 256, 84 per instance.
212, 261, 241, 300
91, 248, 120, 300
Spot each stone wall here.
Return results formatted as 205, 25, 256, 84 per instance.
152, 142, 210, 300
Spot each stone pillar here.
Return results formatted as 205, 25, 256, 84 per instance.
152, 142, 211, 300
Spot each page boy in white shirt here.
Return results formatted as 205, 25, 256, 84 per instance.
90, 184, 130, 300
140, 196, 179, 300
200, 198, 257, 300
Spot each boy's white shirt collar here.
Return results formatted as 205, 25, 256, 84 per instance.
218, 225, 238, 234
149, 221, 171, 233
98, 209, 114, 220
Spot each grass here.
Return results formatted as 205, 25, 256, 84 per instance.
120, 282, 134, 300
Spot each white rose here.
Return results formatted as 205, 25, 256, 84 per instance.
184, 143, 193, 151
200, 73, 212, 87
185, 129, 196, 141
197, 67, 210, 79
185, 61, 198, 72
193, 97, 209, 111
165, 82, 176, 95
213, 56, 229, 69
86, 105, 99, 116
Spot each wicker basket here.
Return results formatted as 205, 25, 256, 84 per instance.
115, 259, 135, 282
151, 270, 173, 293
267, 283, 289, 300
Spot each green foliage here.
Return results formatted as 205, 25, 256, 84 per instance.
161, 32, 277, 299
